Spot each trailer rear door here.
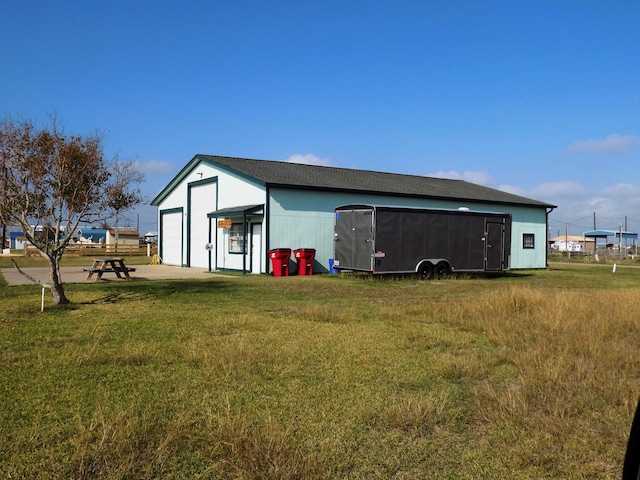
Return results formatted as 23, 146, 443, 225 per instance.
334, 207, 374, 271
485, 220, 505, 270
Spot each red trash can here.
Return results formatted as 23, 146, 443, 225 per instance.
269, 248, 291, 277
293, 248, 316, 276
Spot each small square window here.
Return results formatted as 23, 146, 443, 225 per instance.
523, 233, 535, 249
228, 223, 245, 254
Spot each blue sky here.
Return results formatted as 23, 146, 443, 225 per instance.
2, 1, 639, 236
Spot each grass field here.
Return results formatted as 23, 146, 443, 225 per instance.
1, 260, 639, 479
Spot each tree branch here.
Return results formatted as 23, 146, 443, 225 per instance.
11, 259, 50, 288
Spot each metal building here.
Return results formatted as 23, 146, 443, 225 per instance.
151, 155, 555, 274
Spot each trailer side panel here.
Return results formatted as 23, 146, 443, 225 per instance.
334, 205, 511, 274
374, 208, 490, 273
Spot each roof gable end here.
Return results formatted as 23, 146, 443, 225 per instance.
150, 154, 264, 206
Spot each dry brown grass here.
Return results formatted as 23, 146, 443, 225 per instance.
2, 266, 639, 478
448, 286, 640, 477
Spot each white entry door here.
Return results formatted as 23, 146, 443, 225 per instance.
189, 181, 217, 268
160, 210, 183, 266
251, 223, 262, 274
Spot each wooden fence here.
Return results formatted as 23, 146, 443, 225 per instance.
24, 243, 158, 257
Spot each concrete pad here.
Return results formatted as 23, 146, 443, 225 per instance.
1, 264, 223, 286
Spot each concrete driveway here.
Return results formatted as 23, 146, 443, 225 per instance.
1, 264, 222, 286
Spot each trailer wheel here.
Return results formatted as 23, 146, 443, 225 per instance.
418, 262, 434, 280
434, 261, 451, 279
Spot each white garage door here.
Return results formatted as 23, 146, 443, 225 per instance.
189, 181, 217, 268
160, 210, 183, 266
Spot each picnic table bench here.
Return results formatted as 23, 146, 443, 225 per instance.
84, 257, 136, 282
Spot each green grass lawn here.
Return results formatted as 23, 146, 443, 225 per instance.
1, 264, 639, 479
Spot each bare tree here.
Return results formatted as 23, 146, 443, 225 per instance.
0, 117, 143, 304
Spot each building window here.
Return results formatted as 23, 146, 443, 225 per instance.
523, 233, 535, 249
229, 223, 245, 254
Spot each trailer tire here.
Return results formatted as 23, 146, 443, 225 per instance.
434, 261, 451, 279
418, 262, 434, 280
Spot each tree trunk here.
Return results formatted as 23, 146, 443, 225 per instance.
47, 255, 70, 305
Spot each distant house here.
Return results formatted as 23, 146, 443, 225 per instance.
549, 235, 594, 254
151, 155, 556, 274
9, 232, 28, 250
551, 240, 585, 253
106, 229, 140, 245
143, 231, 158, 244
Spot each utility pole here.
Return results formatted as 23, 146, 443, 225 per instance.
625, 216, 628, 255
620, 223, 623, 260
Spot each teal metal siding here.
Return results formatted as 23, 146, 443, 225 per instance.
506, 206, 549, 269
268, 188, 549, 271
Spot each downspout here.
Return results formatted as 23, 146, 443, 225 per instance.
546, 206, 556, 268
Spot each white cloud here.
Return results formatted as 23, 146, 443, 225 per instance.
284, 153, 333, 166
135, 159, 174, 175
513, 178, 640, 235
531, 181, 586, 198
565, 134, 638, 156
600, 183, 640, 197
423, 165, 640, 234
585, 195, 616, 214
426, 170, 494, 186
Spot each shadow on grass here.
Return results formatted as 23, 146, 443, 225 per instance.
341, 271, 534, 281
79, 279, 238, 305
464, 271, 535, 280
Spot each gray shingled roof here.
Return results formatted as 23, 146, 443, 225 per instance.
196, 154, 555, 208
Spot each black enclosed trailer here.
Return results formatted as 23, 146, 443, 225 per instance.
333, 205, 511, 279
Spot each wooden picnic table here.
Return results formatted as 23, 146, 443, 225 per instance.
84, 257, 136, 282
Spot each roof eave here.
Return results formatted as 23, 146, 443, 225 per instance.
266, 183, 556, 209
